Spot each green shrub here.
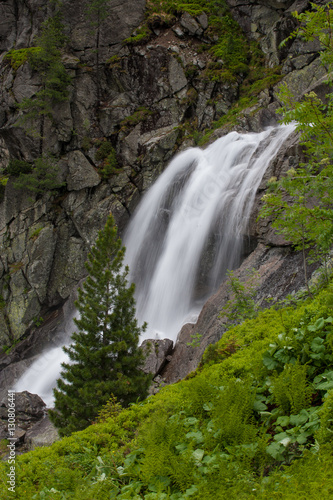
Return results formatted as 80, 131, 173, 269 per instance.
12, 155, 65, 195
6, 159, 33, 177
95, 142, 121, 178
94, 141, 115, 161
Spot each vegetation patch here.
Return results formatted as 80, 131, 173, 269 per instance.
8, 155, 65, 196
119, 106, 154, 131
4, 47, 42, 72
94, 141, 121, 178
2, 282, 333, 498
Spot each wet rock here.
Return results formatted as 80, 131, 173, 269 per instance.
25, 415, 59, 450
173, 26, 185, 38
168, 56, 188, 93
180, 13, 203, 36
162, 244, 320, 384
66, 151, 101, 191
26, 225, 57, 303
141, 338, 174, 377
0, 391, 46, 428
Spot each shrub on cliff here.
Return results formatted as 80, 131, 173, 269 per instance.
49, 214, 151, 436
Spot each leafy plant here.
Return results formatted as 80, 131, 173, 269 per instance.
6, 158, 33, 177
95, 395, 123, 424
219, 268, 260, 326
186, 333, 202, 348
259, 2, 333, 286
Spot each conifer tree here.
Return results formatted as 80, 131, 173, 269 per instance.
49, 215, 151, 436
18, 11, 71, 154
85, 0, 110, 109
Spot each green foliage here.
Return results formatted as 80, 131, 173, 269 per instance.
94, 141, 121, 178
33, 316, 44, 327
123, 25, 152, 45
186, 332, 202, 348
17, 12, 71, 152
219, 268, 260, 326
119, 106, 153, 131
270, 362, 313, 414
6, 244, 333, 497
2, 283, 333, 497
316, 389, 333, 444
95, 395, 123, 424
49, 215, 151, 436
94, 140, 115, 161
0, 175, 8, 202
259, 2, 333, 281
6, 158, 33, 176
12, 155, 65, 196
4, 47, 42, 71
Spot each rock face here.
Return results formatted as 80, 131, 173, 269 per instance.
141, 339, 174, 377
0, 1, 329, 390
162, 244, 319, 383
0, 390, 59, 452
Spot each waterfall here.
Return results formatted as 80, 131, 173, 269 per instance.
13, 316, 75, 407
13, 124, 295, 405
124, 124, 295, 342
14, 346, 70, 407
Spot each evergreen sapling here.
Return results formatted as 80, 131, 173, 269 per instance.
50, 215, 151, 436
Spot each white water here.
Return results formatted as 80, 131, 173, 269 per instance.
124, 124, 295, 341
14, 346, 70, 407
14, 124, 295, 405
14, 316, 75, 407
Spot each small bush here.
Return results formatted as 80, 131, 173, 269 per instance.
94, 141, 114, 162
95, 142, 121, 179
6, 159, 33, 177
12, 155, 65, 195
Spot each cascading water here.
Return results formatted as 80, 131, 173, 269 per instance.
124, 124, 295, 342
13, 124, 295, 405
14, 316, 75, 407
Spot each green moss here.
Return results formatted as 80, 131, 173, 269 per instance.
29, 227, 43, 241
123, 25, 152, 45
119, 106, 153, 131
4, 47, 42, 71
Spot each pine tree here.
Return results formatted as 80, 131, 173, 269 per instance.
49, 215, 151, 436
18, 11, 71, 154
85, 0, 110, 110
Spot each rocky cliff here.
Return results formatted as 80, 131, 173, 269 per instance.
0, 0, 329, 386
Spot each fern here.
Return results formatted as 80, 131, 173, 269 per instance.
271, 362, 313, 414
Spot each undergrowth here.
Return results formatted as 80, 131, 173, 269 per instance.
1, 281, 333, 498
